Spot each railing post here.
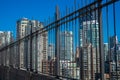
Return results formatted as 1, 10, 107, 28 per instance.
98, 0, 104, 80
30, 21, 33, 72
55, 5, 60, 78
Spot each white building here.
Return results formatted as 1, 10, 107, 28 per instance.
0, 31, 13, 66
48, 44, 55, 60
80, 44, 97, 80
80, 20, 100, 80
16, 18, 48, 72
60, 31, 73, 61
17, 18, 29, 69
0, 31, 13, 47
59, 31, 73, 77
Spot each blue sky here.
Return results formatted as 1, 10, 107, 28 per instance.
0, 0, 120, 42
0, 0, 76, 37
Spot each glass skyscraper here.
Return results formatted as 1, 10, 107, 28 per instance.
60, 31, 73, 61
80, 20, 100, 80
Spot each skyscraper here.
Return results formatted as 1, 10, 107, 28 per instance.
75, 47, 80, 67
80, 20, 99, 47
60, 31, 73, 61
109, 36, 120, 79
80, 44, 97, 80
0, 31, 13, 47
104, 43, 109, 73
16, 18, 48, 72
59, 31, 73, 77
104, 43, 108, 62
48, 44, 55, 60
79, 20, 100, 80
17, 18, 29, 69
0, 31, 13, 66
110, 36, 118, 48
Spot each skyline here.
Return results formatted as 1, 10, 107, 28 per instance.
0, 0, 76, 37
0, 1, 120, 80
0, 0, 120, 42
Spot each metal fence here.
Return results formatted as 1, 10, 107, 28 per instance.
0, 0, 120, 80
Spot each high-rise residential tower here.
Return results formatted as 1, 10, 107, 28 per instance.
16, 18, 48, 72
59, 31, 73, 77
60, 31, 73, 61
0, 31, 13, 67
80, 20, 100, 80
48, 44, 55, 60
17, 18, 29, 69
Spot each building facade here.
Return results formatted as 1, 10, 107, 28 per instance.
109, 36, 120, 79
16, 18, 48, 72
59, 31, 73, 77
17, 18, 29, 69
79, 20, 100, 80
60, 31, 73, 61
80, 44, 97, 80
0, 31, 13, 66
48, 44, 55, 60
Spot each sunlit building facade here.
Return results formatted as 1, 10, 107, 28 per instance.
17, 18, 48, 72
80, 20, 100, 80
0, 31, 13, 66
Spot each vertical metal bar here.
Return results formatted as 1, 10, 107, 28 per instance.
71, 6, 74, 79
5, 45, 6, 66
78, 10, 81, 80
9, 46, 11, 67
49, 24, 51, 61
10, 46, 12, 67
98, 0, 104, 80
58, 17, 60, 76
113, 2, 118, 80
106, 0, 111, 79
62, 9, 65, 77
80, 7, 84, 80
53, 25, 56, 75
18, 41, 20, 69
79, 1, 82, 79
95, 3, 99, 80
25, 37, 28, 70
89, 5, 94, 80
65, 6, 68, 78
35, 32, 38, 73
30, 21, 33, 71
55, 5, 60, 77
74, 1, 77, 79
85, 6, 88, 80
